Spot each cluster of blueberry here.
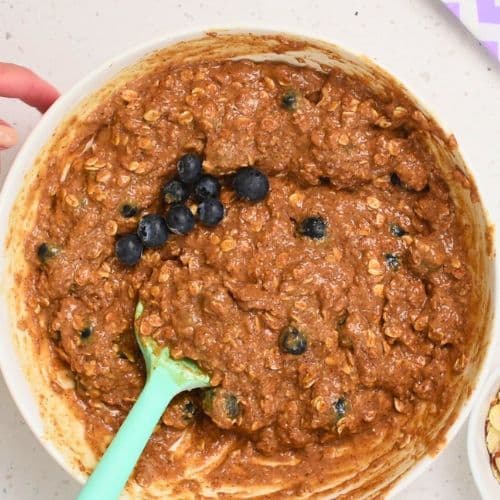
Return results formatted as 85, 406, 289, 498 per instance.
115, 154, 270, 266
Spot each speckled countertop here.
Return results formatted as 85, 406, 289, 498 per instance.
1, 0, 499, 498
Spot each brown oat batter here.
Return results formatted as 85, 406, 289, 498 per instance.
26, 59, 472, 496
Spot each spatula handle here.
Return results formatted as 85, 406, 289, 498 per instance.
77, 366, 181, 500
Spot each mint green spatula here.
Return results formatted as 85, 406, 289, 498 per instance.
78, 301, 210, 500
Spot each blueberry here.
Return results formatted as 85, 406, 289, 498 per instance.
193, 175, 221, 202
202, 388, 240, 424
298, 216, 327, 239
389, 223, 407, 237
177, 153, 203, 184
385, 253, 401, 271
162, 179, 190, 204
233, 167, 269, 202
137, 214, 169, 248
165, 204, 195, 235
223, 393, 240, 420
120, 203, 138, 218
115, 234, 143, 266
390, 172, 401, 186
279, 326, 307, 355
80, 326, 93, 340
182, 400, 197, 424
37, 243, 60, 263
281, 89, 299, 111
333, 397, 348, 421
198, 198, 224, 227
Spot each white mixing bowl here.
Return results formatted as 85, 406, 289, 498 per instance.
0, 30, 496, 498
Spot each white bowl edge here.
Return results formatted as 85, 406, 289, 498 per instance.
468, 367, 500, 499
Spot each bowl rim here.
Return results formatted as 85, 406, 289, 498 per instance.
0, 26, 497, 498
468, 366, 500, 499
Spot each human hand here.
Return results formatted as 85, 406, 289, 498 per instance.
0, 63, 60, 150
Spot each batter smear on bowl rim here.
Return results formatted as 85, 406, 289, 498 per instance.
24, 57, 475, 496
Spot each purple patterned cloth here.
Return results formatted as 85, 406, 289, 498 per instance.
443, 0, 500, 60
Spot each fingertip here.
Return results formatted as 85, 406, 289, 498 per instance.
35, 82, 60, 113
0, 63, 60, 113
37, 91, 60, 113
0, 124, 18, 149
